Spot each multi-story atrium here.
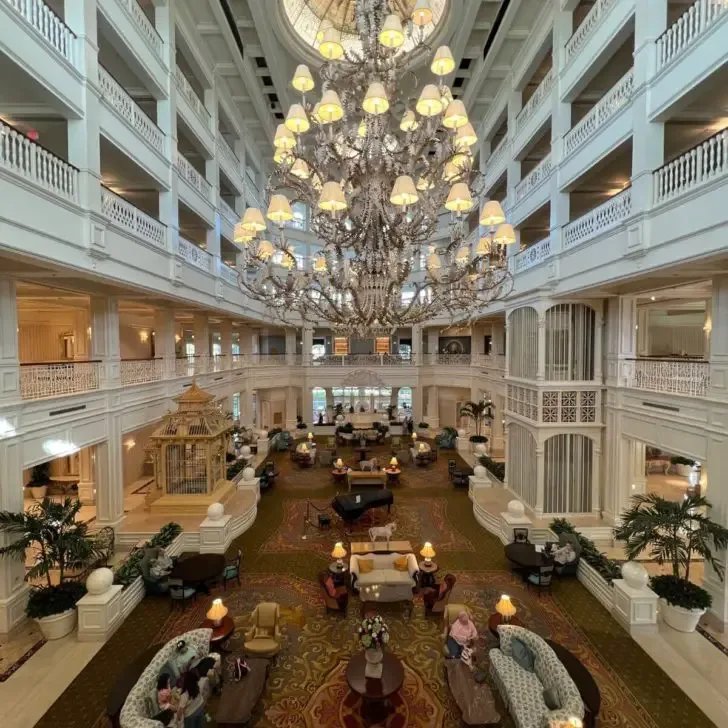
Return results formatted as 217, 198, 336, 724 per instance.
0, 0, 727, 726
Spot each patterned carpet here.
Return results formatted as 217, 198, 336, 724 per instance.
34, 440, 716, 728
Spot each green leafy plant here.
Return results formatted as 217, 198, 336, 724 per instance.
469, 434, 488, 444
459, 399, 493, 440
670, 455, 696, 467
226, 460, 246, 480
113, 522, 182, 588
296, 415, 307, 430
650, 574, 712, 611
550, 518, 621, 583
435, 427, 458, 449
28, 462, 51, 486
417, 421, 429, 429
267, 427, 282, 439
26, 582, 87, 619
335, 403, 344, 417
478, 455, 505, 483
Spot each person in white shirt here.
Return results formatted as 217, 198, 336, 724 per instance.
551, 542, 577, 565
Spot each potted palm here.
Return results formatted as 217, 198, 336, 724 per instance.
459, 400, 493, 452
670, 455, 696, 478
28, 462, 51, 500
616, 493, 728, 632
0, 498, 104, 640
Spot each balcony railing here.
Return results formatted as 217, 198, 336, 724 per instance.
654, 126, 728, 205
564, 69, 633, 158
657, 0, 728, 72
217, 133, 240, 174
101, 187, 166, 248
217, 259, 238, 286
175, 236, 213, 273
625, 358, 710, 398
483, 135, 509, 186
174, 151, 211, 200
218, 196, 238, 227
244, 175, 261, 208
3, 0, 76, 65
99, 66, 165, 154
114, 0, 163, 58
174, 66, 211, 130
248, 353, 288, 366
0, 118, 78, 201
563, 187, 632, 251
20, 361, 101, 399
515, 153, 553, 203
436, 353, 472, 366
565, 0, 618, 66
512, 236, 552, 273
311, 354, 415, 367
515, 68, 554, 135
119, 358, 163, 386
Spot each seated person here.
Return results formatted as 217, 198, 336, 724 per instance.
446, 611, 478, 658
156, 673, 179, 711
551, 541, 577, 566
192, 653, 221, 693
176, 671, 207, 728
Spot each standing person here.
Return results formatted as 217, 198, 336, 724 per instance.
176, 671, 205, 728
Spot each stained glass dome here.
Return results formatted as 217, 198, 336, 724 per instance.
282, 0, 448, 56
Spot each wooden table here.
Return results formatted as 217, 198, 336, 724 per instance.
216, 656, 270, 727
329, 561, 348, 587
170, 553, 226, 594
385, 468, 401, 486
331, 469, 348, 487
419, 561, 439, 588
355, 446, 372, 462
351, 540, 412, 555
504, 542, 551, 570
488, 612, 524, 638
201, 614, 235, 652
346, 651, 404, 725
444, 656, 501, 726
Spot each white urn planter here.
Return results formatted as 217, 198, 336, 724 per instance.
660, 599, 705, 633
364, 647, 384, 679
472, 442, 487, 456
675, 464, 692, 477
36, 608, 77, 641
30, 485, 48, 499
242, 467, 256, 482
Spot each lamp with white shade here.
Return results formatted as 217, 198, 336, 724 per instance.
207, 598, 228, 627
495, 594, 517, 622
331, 542, 347, 569
420, 542, 435, 565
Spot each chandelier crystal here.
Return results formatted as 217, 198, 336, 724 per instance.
237, 0, 514, 335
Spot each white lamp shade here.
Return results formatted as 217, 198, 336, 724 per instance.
319, 181, 347, 212
267, 194, 294, 224
285, 104, 310, 134
443, 99, 468, 129
379, 14, 405, 48
445, 182, 474, 213
455, 122, 478, 149
451, 152, 472, 172
319, 27, 344, 60
443, 161, 462, 183
335, 457, 344, 468
319, 90, 344, 123
411, 431, 418, 440
412, 0, 433, 26
292, 64, 315, 93
416, 84, 443, 117
363, 82, 389, 115
494, 223, 516, 245
234, 222, 254, 244
256, 240, 274, 260
475, 236, 491, 256
331, 542, 347, 559
455, 245, 470, 265
420, 542, 436, 559
241, 207, 266, 233
307, 432, 314, 440
390, 175, 419, 207
274, 148, 294, 165
480, 199, 506, 227
496, 594, 517, 619
426, 251, 441, 269
390, 457, 398, 467
431, 45, 456, 76
400, 109, 419, 132
207, 598, 228, 623
291, 159, 310, 179
417, 175, 434, 191
273, 123, 296, 151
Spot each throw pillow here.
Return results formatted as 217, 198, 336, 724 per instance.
510, 637, 535, 672
543, 687, 561, 710
393, 556, 409, 571
324, 575, 337, 597
359, 559, 375, 574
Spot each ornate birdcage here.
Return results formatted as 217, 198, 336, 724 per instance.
146, 382, 234, 513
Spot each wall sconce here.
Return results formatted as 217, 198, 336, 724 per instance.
139, 330, 149, 343
175, 333, 182, 343
124, 438, 136, 451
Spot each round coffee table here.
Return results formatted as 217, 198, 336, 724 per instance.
488, 612, 524, 639
170, 553, 226, 594
346, 651, 404, 724
385, 468, 401, 486
332, 469, 348, 487
201, 614, 235, 652
419, 560, 439, 588
329, 561, 349, 587
504, 542, 549, 570
356, 447, 372, 462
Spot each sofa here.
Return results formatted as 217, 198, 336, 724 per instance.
120, 628, 218, 728
350, 552, 418, 601
489, 625, 584, 728
347, 470, 387, 490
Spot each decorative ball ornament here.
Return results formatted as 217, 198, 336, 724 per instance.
621, 561, 650, 590
243, 467, 256, 482
457, 429, 466, 438
474, 443, 487, 456
473, 465, 487, 479
86, 567, 114, 595
507, 500, 525, 518
241, 445, 251, 456
207, 502, 225, 521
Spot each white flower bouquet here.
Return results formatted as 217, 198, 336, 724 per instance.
358, 614, 390, 650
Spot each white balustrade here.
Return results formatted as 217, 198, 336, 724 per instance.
20, 362, 101, 400
217, 259, 238, 286
3, 0, 76, 65
0, 118, 78, 201
176, 236, 213, 273
564, 69, 633, 158
119, 358, 163, 385
311, 354, 414, 367
174, 66, 211, 129
99, 66, 165, 153
175, 356, 198, 377
515, 69, 554, 135
515, 154, 553, 202
563, 187, 632, 251
248, 354, 288, 366
512, 236, 552, 273
626, 358, 710, 398
483, 135, 509, 185
218, 196, 238, 227
101, 187, 166, 248
657, 0, 728, 71
217, 133, 240, 173
244, 174, 261, 208
565, 0, 618, 65
114, 0, 162, 57
231, 354, 243, 369
174, 151, 212, 199
436, 354, 472, 366
654, 127, 728, 205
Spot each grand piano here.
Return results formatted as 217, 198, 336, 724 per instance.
332, 488, 394, 525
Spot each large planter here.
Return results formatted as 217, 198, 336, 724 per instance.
675, 464, 692, 477
659, 598, 705, 633
36, 608, 77, 640
30, 485, 48, 499
364, 647, 384, 678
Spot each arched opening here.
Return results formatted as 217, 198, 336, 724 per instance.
544, 433, 594, 513
508, 307, 538, 379
508, 423, 537, 508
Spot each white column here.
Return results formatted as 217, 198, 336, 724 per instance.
0, 276, 20, 403
605, 296, 637, 387
95, 419, 124, 530
630, 440, 647, 496
536, 312, 546, 382
703, 433, 728, 628
427, 330, 438, 365
709, 276, 728, 402
704, 299, 712, 358
90, 296, 121, 388
593, 303, 604, 382
636, 307, 649, 356
411, 325, 422, 365
73, 309, 90, 360
425, 385, 439, 429
193, 314, 210, 359
506, 82, 522, 201
285, 329, 296, 365
154, 308, 177, 378
411, 385, 423, 425
241, 389, 254, 426
220, 319, 232, 369
535, 442, 545, 516
285, 386, 298, 431
302, 325, 313, 365
303, 386, 314, 425
492, 395, 505, 451
77, 445, 96, 505
205, 79, 221, 266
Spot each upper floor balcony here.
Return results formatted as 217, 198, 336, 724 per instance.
623, 358, 710, 399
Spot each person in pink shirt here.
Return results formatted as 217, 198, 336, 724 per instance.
447, 611, 478, 658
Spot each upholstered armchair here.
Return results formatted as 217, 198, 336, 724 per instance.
550, 532, 582, 577
440, 603, 473, 655
422, 573, 456, 615
319, 570, 348, 614
244, 602, 282, 657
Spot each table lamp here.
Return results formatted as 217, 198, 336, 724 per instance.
412, 431, 418, 442
307, 432, 314, 442
301, 443, 308, 453
567, 720, 583, 728
331, 542, 347, 569
495, 594, 517, 622
420, 541, 435, 565
389, 456, 398, 469
206, 598, 228, 627
419, 442, 426, 452
335, 457, 344, 469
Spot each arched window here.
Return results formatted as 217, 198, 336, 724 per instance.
508, 307, 538, 379
545, 303, 596, 381
311, 387, 326, 420
397, 387, 412, 412
544, 434, 594, 513
508, 423, 537, 507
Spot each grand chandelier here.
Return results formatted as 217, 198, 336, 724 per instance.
235, 0, 515, 335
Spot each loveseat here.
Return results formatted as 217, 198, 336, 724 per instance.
489, 625, 584, 728
120, 628, 218, 728
349, 552, 418, 601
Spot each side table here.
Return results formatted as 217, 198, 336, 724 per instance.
419, 561, 439, 588
201, 614, 236, 653
487, 613, 524, 640
329, 562, 349, 587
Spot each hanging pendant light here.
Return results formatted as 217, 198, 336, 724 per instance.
319, 90, 344, 123
313, 255, 328, 273
455, 122, 478, 149
476, 236, 491, 256
380, 14, 405, 48
431, 46, 456, 76
400, 109, 419, 132
443, 100, 469, 129
285, 104, 310, 134
292, 64, 314, 93
274, 148, 294, 165
234, 222, 253, 245
273, 124, 296, 150
319, 27, 344, 60
416, 84, 443, 117
445, 183, 474, 213
319, 181, 347, 213
480, 200, 506, 226
290, 159, 310, 180
362, 82, 389, 114
390, 175, 419, 207
241, 207, 266, 233
256, 239, 274, 260
412, 0, 433, 26
267, 194, 294, 225
494, 223, 516, 245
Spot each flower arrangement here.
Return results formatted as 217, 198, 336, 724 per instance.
358, 614, 390, 650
